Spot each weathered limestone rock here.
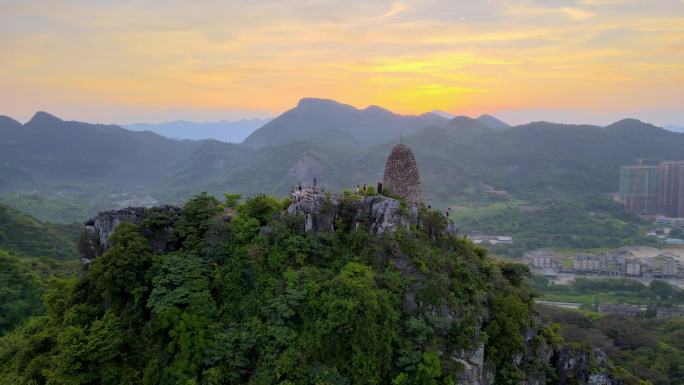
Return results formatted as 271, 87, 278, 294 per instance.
286, 192, 417, 234
383, 144, 421, 204
82, 204, 181, 262
451, 344, 495, 385
555, 347, 622, 385
361, 194, 415, 234
287, 192, 339, 232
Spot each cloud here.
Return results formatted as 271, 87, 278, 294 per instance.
561, 7, 596, 20
578, 0, 637, 5
380, 2, 405, 18
502, 4, 596, 21
0, 0, 683, 122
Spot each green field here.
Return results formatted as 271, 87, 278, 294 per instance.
453, 196, 656, 257
532, 276, 684, 307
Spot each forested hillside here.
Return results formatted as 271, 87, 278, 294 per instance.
540, 305, 684, 385
0, 204, 80, 334
0, 192, 630, 385
0, 111, 200, 192
0, 203, 79, 258
0, 250, 79, 335
3, 99, 684, 224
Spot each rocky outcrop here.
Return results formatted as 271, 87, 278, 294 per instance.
450, 344, 495, 385
82, 205, 181, 262
445, 325, 621, 385
286, 192, 417, 234
554, 347, 622, 385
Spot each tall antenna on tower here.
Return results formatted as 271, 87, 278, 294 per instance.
400, 133, 403, 144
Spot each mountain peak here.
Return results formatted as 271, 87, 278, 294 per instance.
28, 111, 63, 125
243, 98, 449, 148
449, 115, 482, 125
0, 115, 22, 129
363, 105, 393, 114
430, 109, 455, 119
605, 118, 657, 131
297, 98, 350, 109
476, 114, 510, 130
608, 118, 644, 126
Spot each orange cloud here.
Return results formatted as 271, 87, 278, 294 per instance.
0, 1, 682, 123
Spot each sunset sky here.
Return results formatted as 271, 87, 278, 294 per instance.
1, 0, 683, 125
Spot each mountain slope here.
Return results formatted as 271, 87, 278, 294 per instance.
242, 98, 448, 148
0, 115, 22, 132
477, 114, 510, 130
2, 102, 684, 219
0, 203, 79, 258
0, 112, 202, 185
404, 118, 684, 202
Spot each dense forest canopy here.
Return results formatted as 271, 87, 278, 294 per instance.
540, 305, 684, 385
0, 192, 569, 385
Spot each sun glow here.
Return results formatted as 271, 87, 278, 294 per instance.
1, 1, 683, 123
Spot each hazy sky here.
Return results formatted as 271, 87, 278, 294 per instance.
1, 0, 683, 125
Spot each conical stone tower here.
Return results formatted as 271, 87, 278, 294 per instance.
383, 144, 421, 204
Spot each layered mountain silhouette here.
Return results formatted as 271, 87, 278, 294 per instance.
242, 98, 449, 148
477, 114, 510, 130
125, 118, 270, 143
0, 111, 200, 187
1, 100, 683, 221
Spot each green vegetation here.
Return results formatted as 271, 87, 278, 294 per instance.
4, 104, 684, 227
0, 203, 79, 259
0, 193, 558, 385
0, 249, 79, 335
540, 305, 684, 385
0, 193, 104, 224
456, 197, 655, 257
532, 276, 684, 307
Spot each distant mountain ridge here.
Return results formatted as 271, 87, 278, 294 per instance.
477, 114, 510, 130
125, 118, 270, 143
1, 100, 683, 222
242, 98, 449, 148
0, 111, 201, 186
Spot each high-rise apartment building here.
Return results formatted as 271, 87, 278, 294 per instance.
619, 164, 659, 214
657, 161, 684, 217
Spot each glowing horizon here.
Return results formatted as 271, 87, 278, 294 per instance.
1, 0, 683, 126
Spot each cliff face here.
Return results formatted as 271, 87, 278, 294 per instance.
554, 347, 623, 385
286, 192, 417, 234
81, 204, 181, 262
81, 193, 413, 261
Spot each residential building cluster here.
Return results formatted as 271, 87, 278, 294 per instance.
596, 303, 684, 319
619, 160, 684, 216
526, 249, 683, 278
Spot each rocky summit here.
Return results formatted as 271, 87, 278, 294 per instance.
287, 192, 417, 234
